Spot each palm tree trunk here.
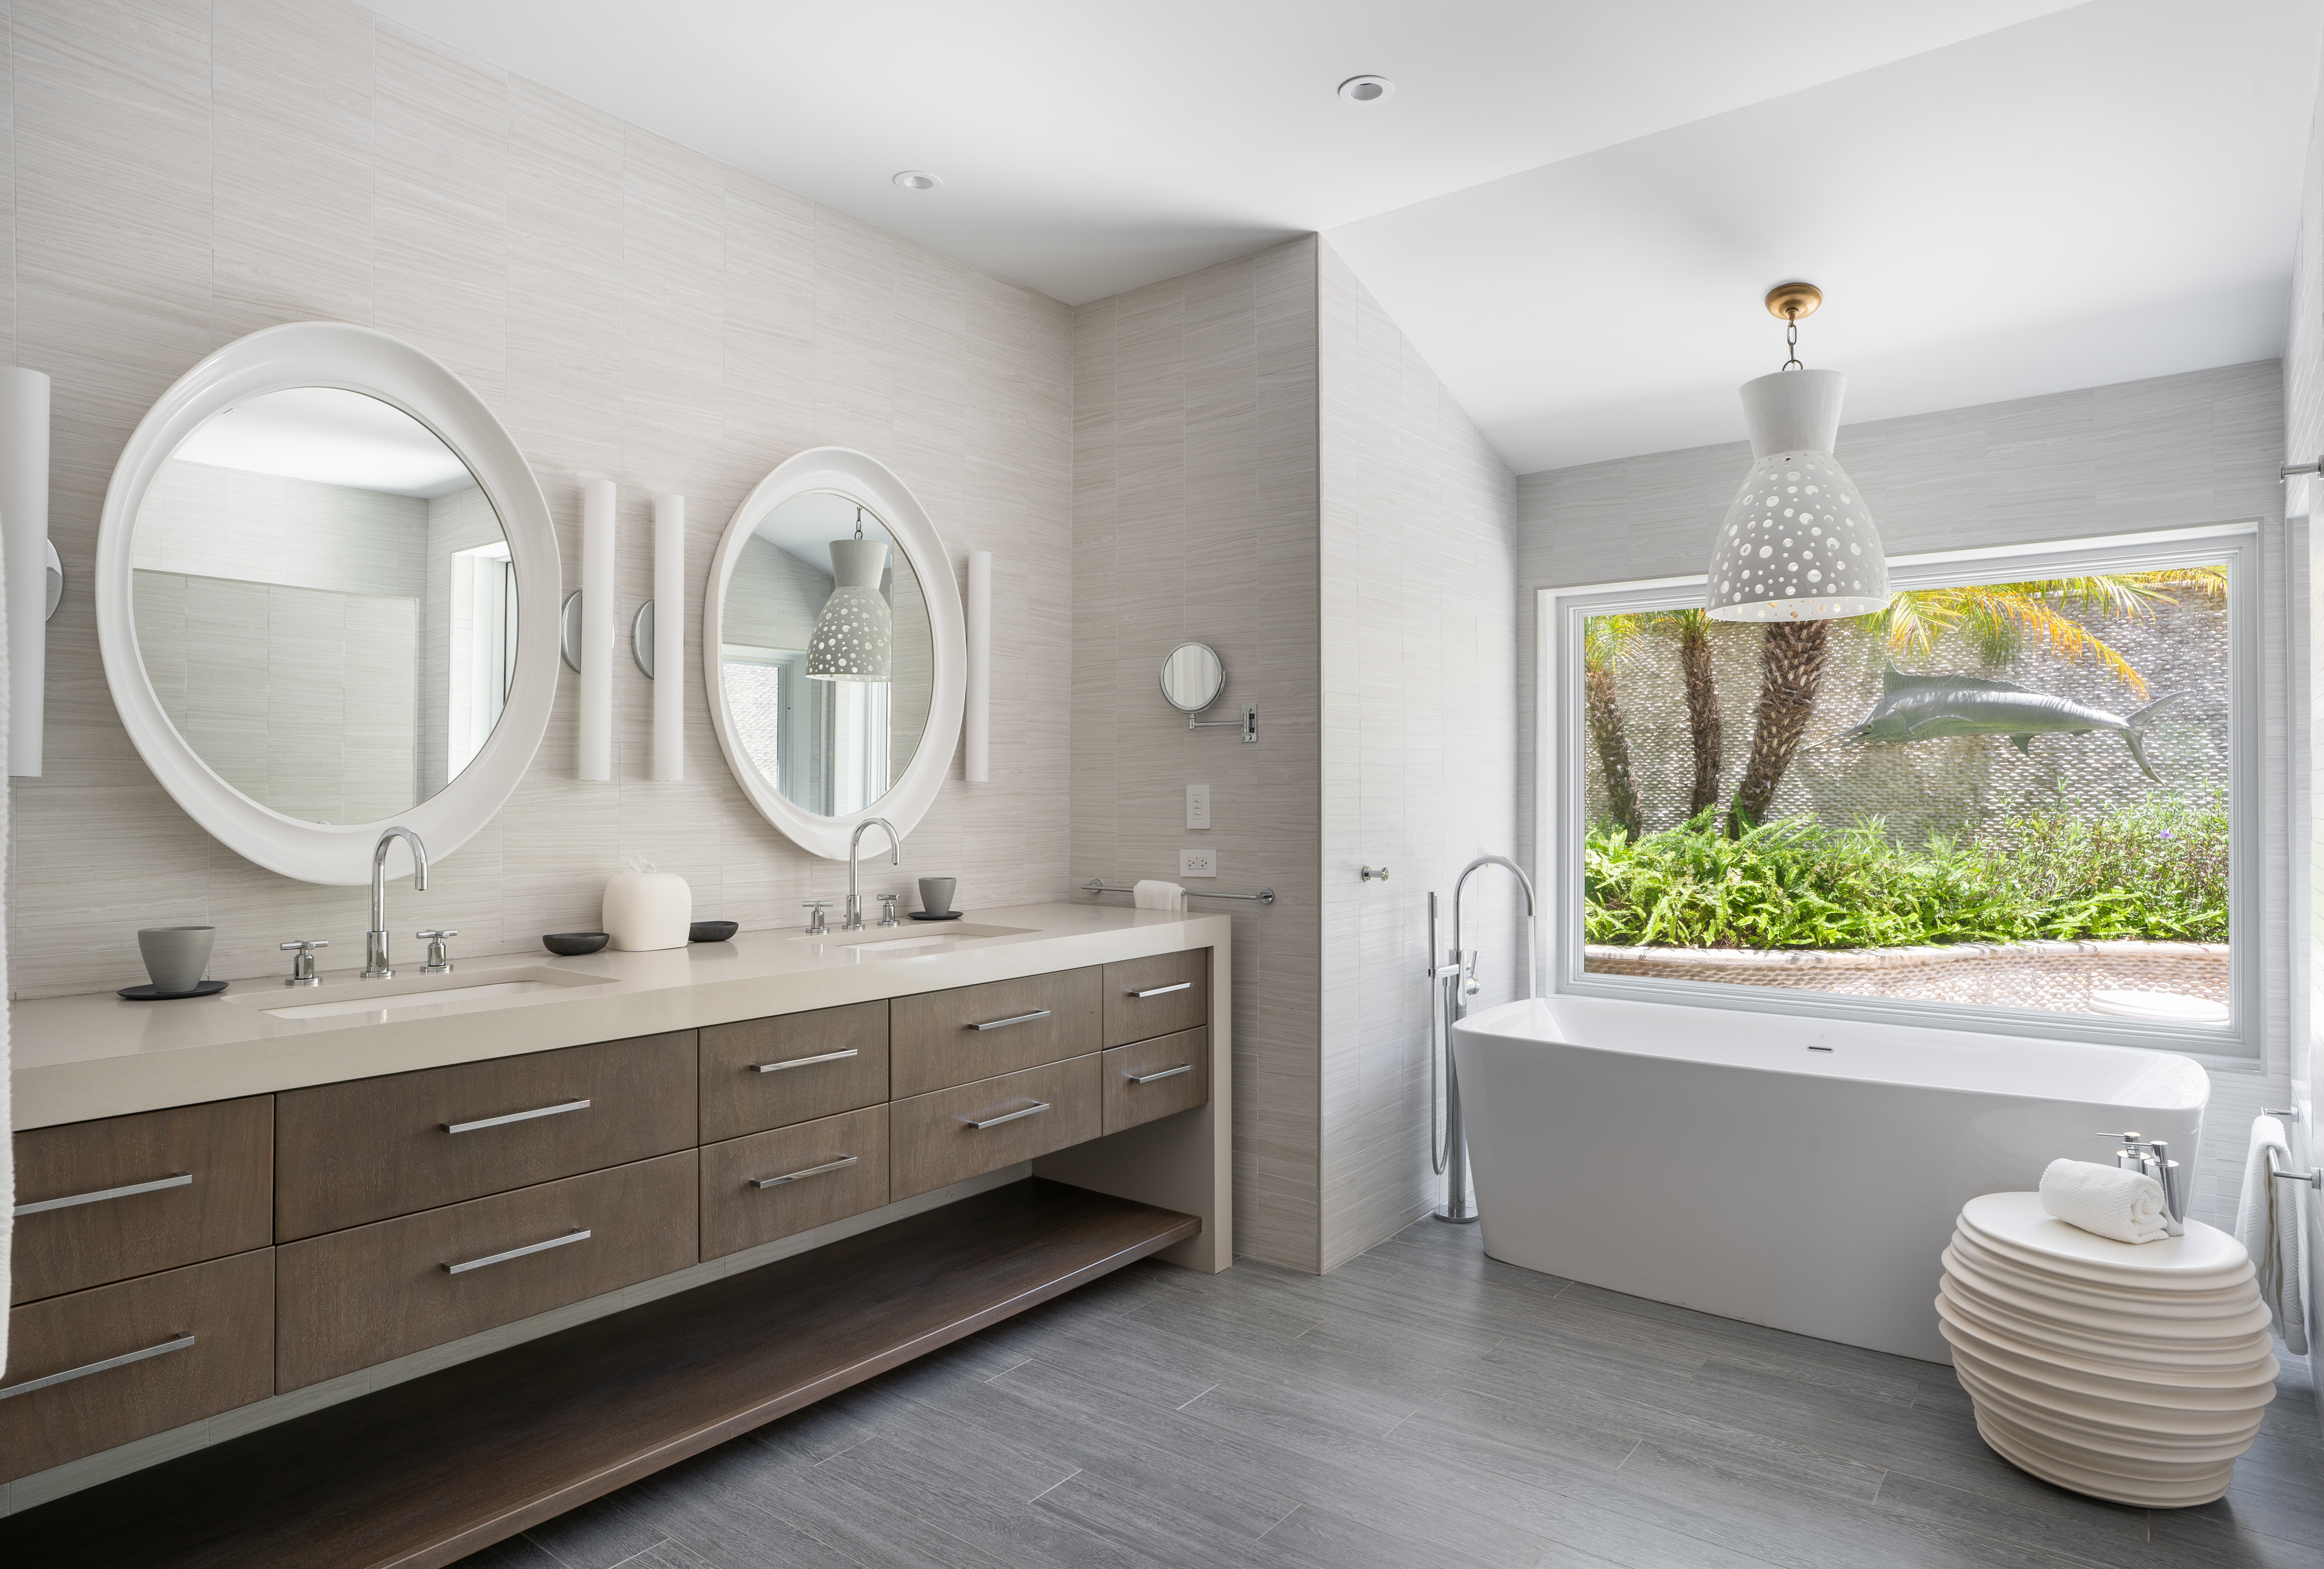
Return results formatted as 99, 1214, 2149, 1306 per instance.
1678, 621, 1721, 817
1728, 620, 1830, 834
1583, 666, 1644, 840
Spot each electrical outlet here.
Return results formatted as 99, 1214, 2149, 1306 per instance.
1179, 847, 1218, 878
1186, 783, 1211, 830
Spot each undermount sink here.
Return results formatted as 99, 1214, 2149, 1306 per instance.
794, 922, 1033, 956
245, 966, 617, 1021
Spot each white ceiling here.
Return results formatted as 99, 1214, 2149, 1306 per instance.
361, 0, 2319, 473
173, 388, 477, 497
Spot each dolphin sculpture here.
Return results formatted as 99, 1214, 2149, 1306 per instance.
1844, 664, 2181, 782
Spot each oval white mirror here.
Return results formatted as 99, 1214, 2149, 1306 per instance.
705, 448, 963, 860
97, 323, 559, 885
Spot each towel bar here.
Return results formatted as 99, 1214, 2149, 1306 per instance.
2266, 1146, 2321, 1189
1081, 878, 1275, 906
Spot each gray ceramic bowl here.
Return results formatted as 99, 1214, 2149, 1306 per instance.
542, 932, 611, 956
689, 920, 739, 943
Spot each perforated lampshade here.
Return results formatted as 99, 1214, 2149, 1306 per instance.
806, 536, 892, 682
1706, 368, 1889, 622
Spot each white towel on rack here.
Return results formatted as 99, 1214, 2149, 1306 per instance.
2039, 1158, 2170, 1244
1132, 879, 1186, 911
2235, 1114, 2308, 1353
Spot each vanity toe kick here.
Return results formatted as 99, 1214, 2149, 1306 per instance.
889, 1055, 1102, 1201
274, 1152, 700, 1390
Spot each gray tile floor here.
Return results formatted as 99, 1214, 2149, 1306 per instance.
456, 1213, 2324, 1569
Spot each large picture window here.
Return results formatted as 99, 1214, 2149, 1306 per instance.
1543, 526, 2259, 1057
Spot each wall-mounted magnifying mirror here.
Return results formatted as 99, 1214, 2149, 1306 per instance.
97, 321, 559, 884
705, 448, 963, 860
1159, 641, 1225, 713
1159, 640, 1257, 743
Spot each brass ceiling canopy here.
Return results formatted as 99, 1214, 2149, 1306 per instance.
1765, 281, 1823, 322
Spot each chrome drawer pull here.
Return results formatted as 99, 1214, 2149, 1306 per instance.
1126, 1063, 1194, 1084
445, 1227, 591, 1275
1129, 982, 1193, 999
970, 1009, 1051, 1032
962, 1100, 1050, 1130
753, 1048, 860, 1074
444, 1098, 591, 1135
0, 1333, 196, 1400
14, 1172, 192, 1218
752, 1155, 860, 1189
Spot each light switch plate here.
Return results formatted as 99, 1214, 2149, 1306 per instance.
1179, 847, 1218, 878
1186, 783, 1211, 830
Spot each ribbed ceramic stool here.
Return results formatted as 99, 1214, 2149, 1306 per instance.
1937, 1192, 2277, 1507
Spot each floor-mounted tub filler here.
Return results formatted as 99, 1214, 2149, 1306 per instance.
1450, 996, 2209, 1362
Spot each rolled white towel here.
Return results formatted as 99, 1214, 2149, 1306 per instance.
2040, 1158, 2169, 1244
2234, 1114, 2307, 1353
1132, 879, 1186, 912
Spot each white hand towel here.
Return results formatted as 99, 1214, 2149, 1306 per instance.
1132, 879, 1187, 912
2040, 1158, 2170, 1244
2235, 1114, 2308, 1353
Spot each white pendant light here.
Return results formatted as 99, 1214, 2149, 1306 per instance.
1706, 284, 1889, 623
806, 507, 893, 682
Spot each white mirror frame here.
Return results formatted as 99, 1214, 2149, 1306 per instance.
95, 321, 561, 886
705, 447, 966, 860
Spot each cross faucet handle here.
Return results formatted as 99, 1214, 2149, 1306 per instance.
876, 892, 902, 927
416, 929, 458, 974
279, 939, 329, 987
801, 900, 834, 936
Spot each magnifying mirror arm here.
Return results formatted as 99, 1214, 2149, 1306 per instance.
844, 817, 903, 932
1187, 705, 1259, 743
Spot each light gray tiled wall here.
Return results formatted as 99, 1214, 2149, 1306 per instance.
1071, 239, 1324, 1271
2287, 31, 2323, 1391
1516, 360, 2294, 1233
5, 0, 1073, 998
1315, 243, 1518, 1271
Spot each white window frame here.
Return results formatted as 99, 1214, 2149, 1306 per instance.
1538, 523, 2262, 1062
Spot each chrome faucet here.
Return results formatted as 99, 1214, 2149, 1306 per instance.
844, 817, 902, 931
364, 826, 430, 978
1432, 854, 1539, 1226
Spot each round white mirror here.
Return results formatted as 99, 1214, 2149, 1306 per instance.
706, 448, 963, 860
98, 323, 559, 885
1159, 641, 1226, 713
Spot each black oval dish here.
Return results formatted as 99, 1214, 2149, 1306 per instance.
119, 979, 229, 1000
689, 920, 739, 943
542, 932, 611, 956
909, 911, 964, 921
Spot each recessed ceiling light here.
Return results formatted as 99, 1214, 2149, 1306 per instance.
1337, 75, 1393, 104
892, 170, 941, 191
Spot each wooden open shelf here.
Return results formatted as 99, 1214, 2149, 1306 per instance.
0, 1179, 1198, 1569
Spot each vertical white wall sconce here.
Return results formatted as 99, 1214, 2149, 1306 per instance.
650, 492, 684, 781
578, 478, 615, 781
965, 549, 991, 783
3, 367, 52, 777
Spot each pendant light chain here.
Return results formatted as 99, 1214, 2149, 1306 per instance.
1782, 309, 1804, 372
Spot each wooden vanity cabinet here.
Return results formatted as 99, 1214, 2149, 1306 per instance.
1102, 950, 1210, 1047
700, 1106, 890, 1259
9, 1096, 273, 1304
889, 1055, 1104, 1200
889, 968, 1102, 1097
1102, 1027, 1210, 1133
275, 1030, 698, 1240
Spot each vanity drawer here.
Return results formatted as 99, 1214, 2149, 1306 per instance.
0, 1248, 273, 1483
700, 1002, 889, 1143
275, 1031, 698, 1241
700, 1105, 889, 1260
11, 1096, 273, 1304
1102, 1027, 1210, 1133
889, 1054, 1102, 1201
275, 1151, 698, 1391
1102, 949, 1209, 1048
890, 968, 1102, 1098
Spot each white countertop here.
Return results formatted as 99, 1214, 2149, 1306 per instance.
11, 903, 1232, 1130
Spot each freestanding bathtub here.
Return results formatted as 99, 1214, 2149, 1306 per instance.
1451, 995, 2211, 1363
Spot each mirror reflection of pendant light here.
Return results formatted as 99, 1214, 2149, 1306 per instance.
1705, 283, 1890, 623
806, 506, 893, 682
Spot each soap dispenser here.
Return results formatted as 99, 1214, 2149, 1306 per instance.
603, 860, 692, 952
